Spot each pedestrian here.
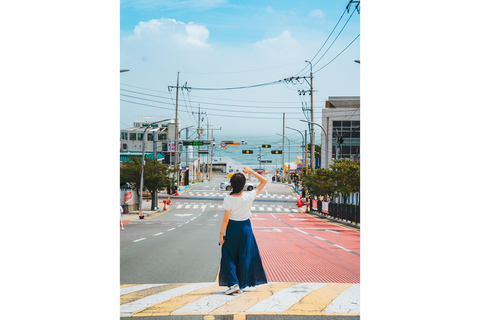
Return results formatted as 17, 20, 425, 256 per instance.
218, 166, 268, 295
120, 205, 125, 230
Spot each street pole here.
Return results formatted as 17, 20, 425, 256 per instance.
286, 126, 305, 169
174, 72, 180, 188
300, 120, 328, 169
139, 119, 170, 215
306, 60, 315, 173
282, 113, 285, 181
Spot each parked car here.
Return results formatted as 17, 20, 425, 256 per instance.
220, 180, 257, 191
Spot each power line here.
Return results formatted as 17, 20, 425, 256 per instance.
121, 88, 325, 109
188, 79, 284, 91
120, 99, 330, 120
313, 34, 360, 74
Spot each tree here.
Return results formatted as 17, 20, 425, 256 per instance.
330, 159, 360, 204
120, 156, 177, 210
302, 167, 336, 200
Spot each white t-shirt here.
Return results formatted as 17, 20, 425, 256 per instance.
222, 190, 257, 221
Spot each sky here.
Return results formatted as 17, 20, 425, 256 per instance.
119, 0, 360, 141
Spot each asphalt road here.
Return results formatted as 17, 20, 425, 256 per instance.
120, 173, 360, 319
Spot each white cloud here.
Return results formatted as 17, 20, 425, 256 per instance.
129, 18, 210, 48
309, 9, 325, 19
254, 30, 301, 59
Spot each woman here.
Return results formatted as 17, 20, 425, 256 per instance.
218, 166, 268, 294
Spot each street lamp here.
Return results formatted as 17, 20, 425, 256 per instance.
276, 133, 291, 181
286, 126, 306, 168
300, 119, 328, 169
178, 125, 194, 186
120, 69, 130, 73
139, 119, 170, 216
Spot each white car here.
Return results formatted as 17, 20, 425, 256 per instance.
220, 180, 257, 191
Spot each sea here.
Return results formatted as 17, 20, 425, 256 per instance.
209, 135, 306, 170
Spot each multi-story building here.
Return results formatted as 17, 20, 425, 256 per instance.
120, 119, 179, 163
320, 96, 360, 169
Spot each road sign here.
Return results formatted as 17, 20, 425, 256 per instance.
220, 141, 226, 147
182, 140, 211, 146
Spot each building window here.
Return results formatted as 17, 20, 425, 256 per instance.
138, 133, 143, 141
129, 133, 136, 141
148, 133, 153, 141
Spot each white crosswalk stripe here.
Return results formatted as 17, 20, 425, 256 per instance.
246, 283, 328, 313
120, 284, 165, 296
324, 283, 360, 314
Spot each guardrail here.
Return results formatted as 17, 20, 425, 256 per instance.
310, 199, 360, 225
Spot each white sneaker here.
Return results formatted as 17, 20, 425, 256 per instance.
121, 227, 125, 230
225, 284, 240, 295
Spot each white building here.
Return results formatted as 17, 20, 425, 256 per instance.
120, 120, 178, 158
320, 96, 360, 169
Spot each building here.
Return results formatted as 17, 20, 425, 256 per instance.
320, 96, 360, 169
120, 119, 179, 164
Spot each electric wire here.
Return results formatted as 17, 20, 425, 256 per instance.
313, 34, 360, 74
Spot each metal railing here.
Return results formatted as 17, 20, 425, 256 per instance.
310, 200, 360, 225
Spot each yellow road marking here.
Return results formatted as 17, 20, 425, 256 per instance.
135, 284, 220, 316
212, 282, 294, 315
233, 315, 246, 320
284, 283, 355, 315
146, 207, 170, 220
120, 284, 137, 289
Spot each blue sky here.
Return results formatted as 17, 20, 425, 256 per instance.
120, 0, 360, 140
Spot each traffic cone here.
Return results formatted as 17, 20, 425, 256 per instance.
163, 200, 167, 210
167, 196, 171, 205
305, 202, 309, 213
175, 189, 179, 196
139, 211, 144, 219
297, 197, 301, 207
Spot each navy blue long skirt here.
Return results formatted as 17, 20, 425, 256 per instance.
219, 219, 268, 289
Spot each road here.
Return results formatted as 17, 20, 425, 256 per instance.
120, 173, 360, 319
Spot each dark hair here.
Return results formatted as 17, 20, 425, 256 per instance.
230, 173, 246, 195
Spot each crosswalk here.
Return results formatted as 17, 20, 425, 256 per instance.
186, 191, 296, 200
120, 282, 359, 317
173, 202, 300, 213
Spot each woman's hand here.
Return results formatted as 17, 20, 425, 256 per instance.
219, 236, 225, 246
242, 166, 253, 174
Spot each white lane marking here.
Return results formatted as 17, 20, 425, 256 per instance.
120, 283, 213, 315
193, 205, 199, 209
176, 205, 183, 209
276, 208, 281, 211
201, 205, 207, 212
185, 205, 191, 209
324, 284, 360, 314
246, 283, 328, 313
167, 228, 175, 232
133, 238, 146, 242
120, 284, 165, 296
267, 207, 272, 211
173, 287, 251, 313
153, 232, 164, 236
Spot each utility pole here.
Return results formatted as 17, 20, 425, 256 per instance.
192, 105, 206, 181
307, 60, 314, 172
282, 113, 285, 180
168, 73, 191, 187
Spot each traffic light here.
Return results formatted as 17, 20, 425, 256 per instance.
242, 150, 254, 154
262, 144, 271, 148
271, 150, 282, 154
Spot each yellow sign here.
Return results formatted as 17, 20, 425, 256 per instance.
227, 173, 233, 178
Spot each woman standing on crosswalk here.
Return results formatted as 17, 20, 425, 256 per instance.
218, 166, 268, 294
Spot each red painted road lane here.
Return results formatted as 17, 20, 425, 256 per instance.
252, 213, 360, 283
272, 213, 360, 254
